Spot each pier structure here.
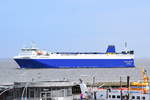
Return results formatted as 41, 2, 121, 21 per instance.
13, 81, 80, 100
0, 81, 81, 100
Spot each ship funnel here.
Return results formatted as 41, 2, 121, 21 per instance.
106, 45, 116, 53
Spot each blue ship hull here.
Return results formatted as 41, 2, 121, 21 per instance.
14, 59, 135, 68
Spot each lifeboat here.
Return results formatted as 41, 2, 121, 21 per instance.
36, 50, 44, 55
131, 82, 148, 86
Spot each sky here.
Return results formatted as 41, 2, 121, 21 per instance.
0, 0, 150, 58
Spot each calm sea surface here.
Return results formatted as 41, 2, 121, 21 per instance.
0, 59, 150, 85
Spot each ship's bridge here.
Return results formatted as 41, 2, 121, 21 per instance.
19, 48, 38, 56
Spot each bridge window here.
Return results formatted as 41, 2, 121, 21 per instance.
142, 96, 145, 100
122, 96, 125, 99
112, 95, 116, 98
132, 96, 135, 99
117, 95, 120, 98
109, 95, 111, 98
137, 96, 140, 99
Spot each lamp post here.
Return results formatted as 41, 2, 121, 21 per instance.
120, 76, 123, 100
127, 76, 130, 100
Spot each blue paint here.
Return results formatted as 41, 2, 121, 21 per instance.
14, 59, 135, 68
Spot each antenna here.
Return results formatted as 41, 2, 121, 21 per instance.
125, 42, 127, 52
125, 42, 127, 48
30, 41, 37, 48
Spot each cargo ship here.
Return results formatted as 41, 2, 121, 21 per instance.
14, 45, 135, 68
